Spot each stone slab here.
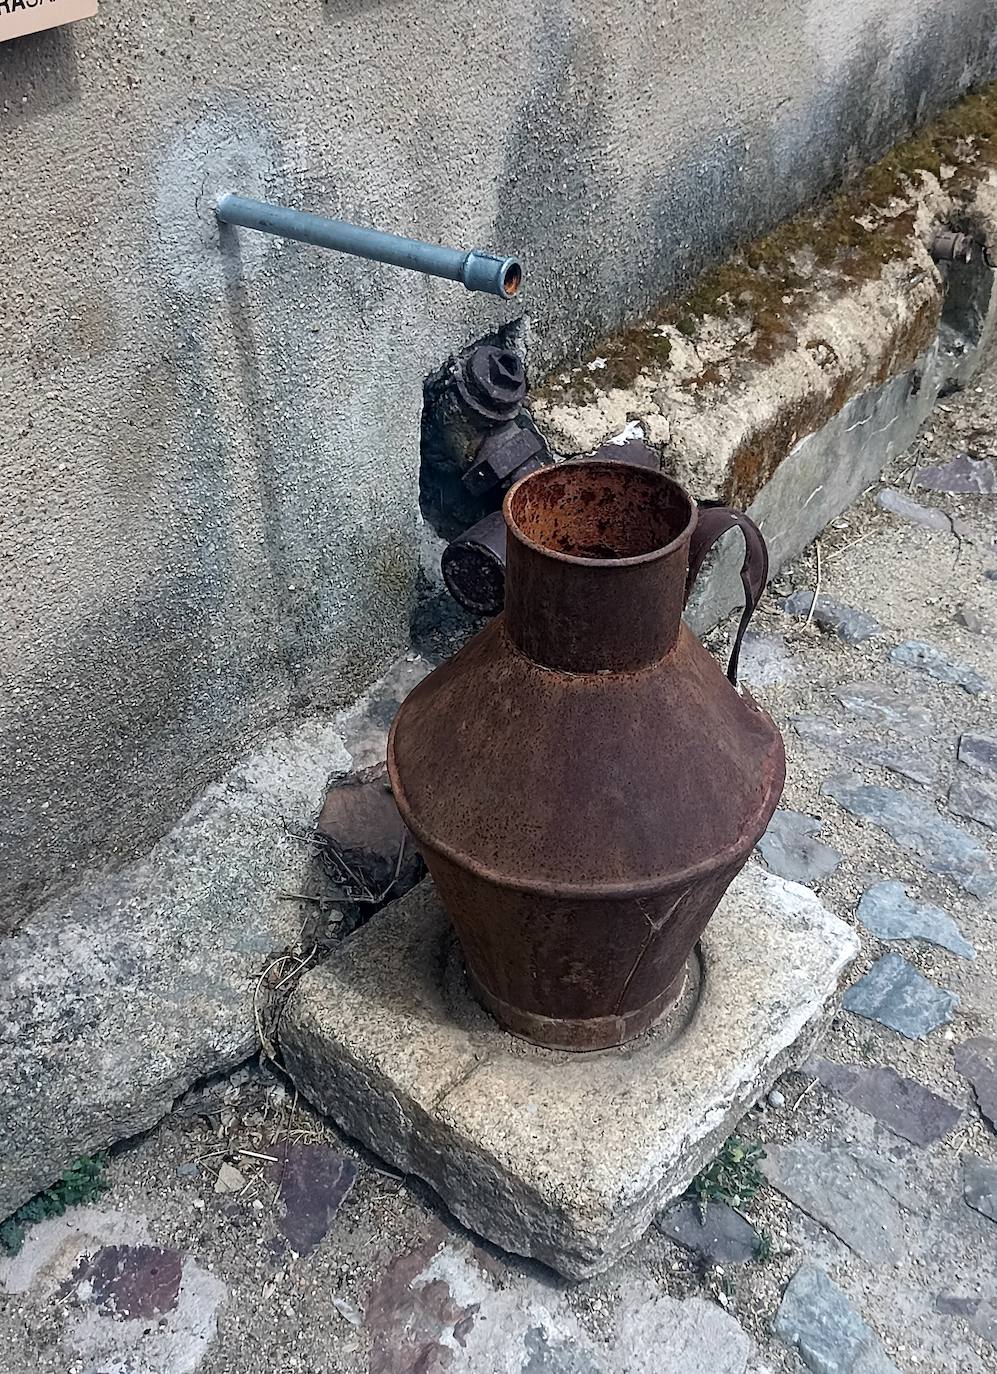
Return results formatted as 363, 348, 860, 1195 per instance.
781, 591, 882, 644
963, 1156, 997, 1224
890, 640, 989, 695
843, 954, 957, 1039
792, 718, 936, 787
281, 863, 858, 1280
761, 1140, 920, 1265
774, 1264, 901, 1374
822, 775, 996, 898
833, 682, 935, 736
755, 809, 842, 885
807, 1058, 961, 1145
953, 1036, 997, 1130
856, 881, 974, 959
0, 655, 430, 1222
657, 1200, 760, 1266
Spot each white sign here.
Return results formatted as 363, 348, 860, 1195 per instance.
0, 0, 97, 44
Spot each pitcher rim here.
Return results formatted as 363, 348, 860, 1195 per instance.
502, 459, 698, 568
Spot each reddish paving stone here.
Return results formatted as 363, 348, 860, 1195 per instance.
953, 1036, 997, 1131
267, 1143, 358, 1256
62, 1244, 183, 1319
365, 1232, 478, 1374
808, 1058, 962, 1145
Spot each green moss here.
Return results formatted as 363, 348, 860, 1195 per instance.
1, 1156, 109, 1256
535, 82, 997, 403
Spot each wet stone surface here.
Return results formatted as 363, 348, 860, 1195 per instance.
856, 880, 975, 958
792, 716, 937, 787
774, 1264, 901, 1374
953, 1036, 997, 1131
890, 639, 989, 695
822, 774, 996, 897
781, 590, 883, 644
807, 1057, 962, 1145
655, 1200, 761, 1267
755, 808, 842, 885
842, 953, 958, 1039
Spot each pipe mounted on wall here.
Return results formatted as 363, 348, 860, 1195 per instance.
214, 194, 523, 299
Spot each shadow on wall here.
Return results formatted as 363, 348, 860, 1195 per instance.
0, 26, 80, 127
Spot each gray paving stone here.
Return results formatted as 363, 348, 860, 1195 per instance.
755, 809, 842, 885
916, 452, 997, 494
833, 682, 934, 736
782, 591, 883, 645
959, 733, 997, 778
774, 1263, 901, 1374
970, 1300, 997, 1350
949, 769, 997, 832
738, 633, 799, 688
807, 1058, 962, 1145
955, 606, 990, 634
935, 1295, 997, 1350
656, 1200, 760, 1266
875, 486, 952, 532
822, 775, 996, 897
792, 717, 936, 787
856, 880, 975, 958
963, 1156, 997, 1224
890, 640, 989, 695
953, 1037, 997, 1131
843, 953, 957, 1039
761, 1141, 917, 1265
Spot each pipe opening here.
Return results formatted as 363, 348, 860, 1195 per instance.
502, 261, 523, 298
507, 463, 693, 563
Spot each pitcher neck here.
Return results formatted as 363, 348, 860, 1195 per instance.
503, 530, 691, 674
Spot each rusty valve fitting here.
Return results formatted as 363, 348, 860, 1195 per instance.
930, 231, 976, 265
441, 511, 509, 616
456, 346, 527, 422
461, 423, 547, 497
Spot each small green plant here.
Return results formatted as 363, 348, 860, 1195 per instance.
755, 1228, 774, 1262
691, 1136, 766, 1215
0, 1155, 109, 1256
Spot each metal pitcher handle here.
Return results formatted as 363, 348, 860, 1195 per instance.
686, 502, 769, 686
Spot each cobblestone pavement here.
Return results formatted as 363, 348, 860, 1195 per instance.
2, 361, 996, 1373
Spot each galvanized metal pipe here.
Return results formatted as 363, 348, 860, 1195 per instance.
214, 194, 522, 299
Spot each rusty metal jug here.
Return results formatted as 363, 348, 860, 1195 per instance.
388, 461, 785, 1051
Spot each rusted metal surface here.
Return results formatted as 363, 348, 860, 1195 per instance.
389, 461, 785, 1051
443, 440, 661, 617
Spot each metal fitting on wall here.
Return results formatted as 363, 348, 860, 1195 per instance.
931, 230, 977, 265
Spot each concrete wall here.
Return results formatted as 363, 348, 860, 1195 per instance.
2, 0, 996, 928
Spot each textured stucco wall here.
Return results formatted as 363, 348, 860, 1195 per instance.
2, 0, 996, 927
